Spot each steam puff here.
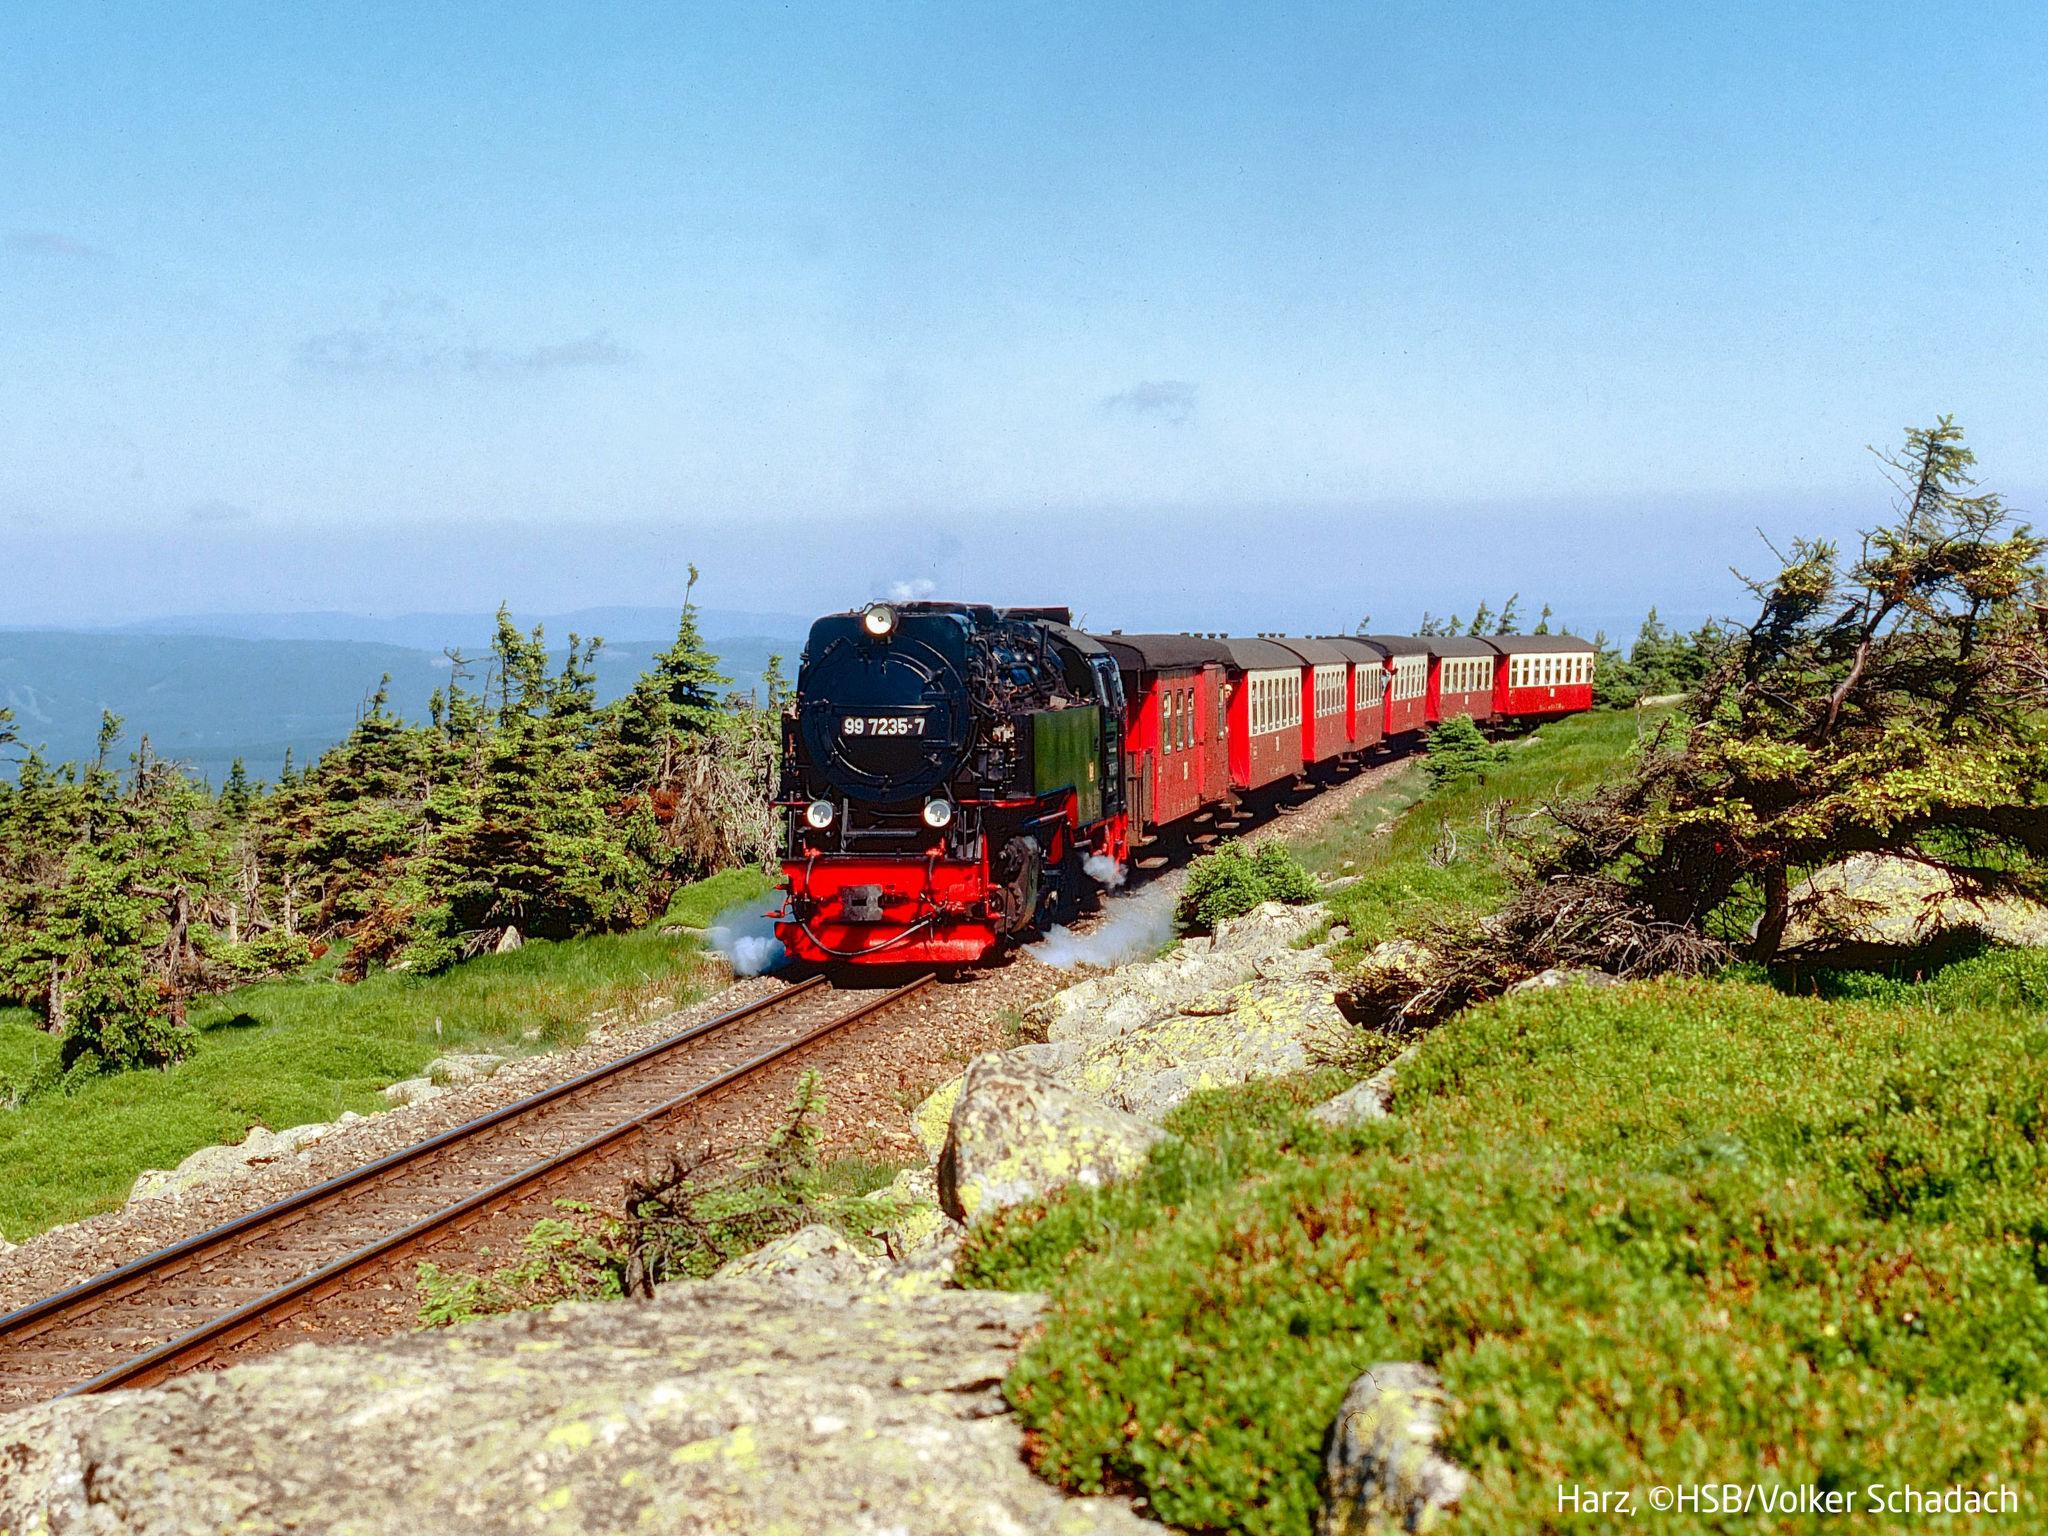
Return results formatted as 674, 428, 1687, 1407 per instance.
706, 897, 788, 977
1028, 886, 1174, 970
888, 577, 937, 601
1082, 853, 1126, 889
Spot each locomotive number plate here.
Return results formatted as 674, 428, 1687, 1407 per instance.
840, 715, 926, 737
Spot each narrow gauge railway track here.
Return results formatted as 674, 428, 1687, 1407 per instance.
0, 973, 935, 1409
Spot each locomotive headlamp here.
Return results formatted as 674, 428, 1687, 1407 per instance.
921, 797, 954, 829
861, 603, 898, 637
804, 799, 836, 829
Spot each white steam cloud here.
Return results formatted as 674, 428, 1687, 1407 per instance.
1082, 853, 1126, 889
706, 897, 788, 977
1028, 885, 1175, 970
887, 577, 937, 601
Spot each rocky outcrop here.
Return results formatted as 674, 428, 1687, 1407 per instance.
1034, 900, 1330, 1045
0, 1279, 1154, 1535
128, 1112, 367, 1202
1070, 968, 1350, 1120
1311, 1046, 1419, 1128
867, 1163, 965, 1256
381, 1053, 506, 1107
1506, 966, 1619, 994
937, 1055, 1167, 1223
711, 1223, 884, 1295
426, 1051, 507, 1085
1316, 1362, 1469, 1535
380, 1075, 443, 1107
909, 899, 1349, 1131
1781, 853, 2048, 955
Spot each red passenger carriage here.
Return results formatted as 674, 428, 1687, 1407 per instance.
1363, 635, 1431, 737
1425, 636, 1500, 725
1322, 636, 1391, 751
1092, 633, 1232, 840
1271, 637, 1354, 769
1221, 637, 1309, 792
1491, 635, 1598, 717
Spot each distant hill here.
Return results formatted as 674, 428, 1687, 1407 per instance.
0, 614, 808, 787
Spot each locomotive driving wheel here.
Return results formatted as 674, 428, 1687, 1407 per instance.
992, 835, 1041, 935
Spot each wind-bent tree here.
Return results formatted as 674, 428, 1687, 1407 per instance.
1352, 419, 2048, 1026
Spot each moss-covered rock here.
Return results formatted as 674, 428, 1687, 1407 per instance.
937, 1055, 1167, 1223
910, 1073, 964, 1158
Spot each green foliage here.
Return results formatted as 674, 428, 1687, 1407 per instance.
1175, 839, 1319, 932
1422, 715, 1506, 786
660, 864, 776, 929
1530, 419, 2048, 966
0, 577, 781, 1081
1297, 710, 1657, 957
1592, 607, 1730, 706
972, 968, 2048, 1533
416, 1202, 625, 1326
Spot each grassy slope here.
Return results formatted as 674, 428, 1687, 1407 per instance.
960, 712, 2048, 1533
0, 868, 774, 1242
1300, 708, 1666, 956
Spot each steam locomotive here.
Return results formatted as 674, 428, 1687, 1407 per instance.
772, 600, 1595, 967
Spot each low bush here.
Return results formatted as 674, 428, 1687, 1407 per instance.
970, 970, 2048, 1533
1176, 840, 1320, 932
1422, 715, 1506, 786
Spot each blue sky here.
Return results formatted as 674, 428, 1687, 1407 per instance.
4, 2, 2044, 639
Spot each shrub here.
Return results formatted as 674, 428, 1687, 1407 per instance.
1177, 840, 1320, 932
415, 1072, 905, 1321
416, 1203, 624, 1325
973, 973, 2048, 1533
1423, 715, 1505, 786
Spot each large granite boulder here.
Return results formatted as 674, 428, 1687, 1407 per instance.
1070, 972, 1351, 1121
0, 1281, 1153, 1535
710, 1223, 884, 1295
1034, 900, 1329, 1044
1781, 853, 2048, 956
1316, 1362, 1469, 1535
936, 1055, 1167, 1223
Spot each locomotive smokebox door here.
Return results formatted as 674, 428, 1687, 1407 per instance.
840, 885, 887, 923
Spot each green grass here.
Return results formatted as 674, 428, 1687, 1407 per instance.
0, 875, 760, 1241
1307, 710, 1671, 958
0, 1006, 58, 1098
966, 953, 2048, 1535
659, 864, 776, 929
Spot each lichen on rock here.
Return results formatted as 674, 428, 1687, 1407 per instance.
1316, 1361, 1470, 1535
937, 1054, 1167, 1223
0, 1280, 1155, 1534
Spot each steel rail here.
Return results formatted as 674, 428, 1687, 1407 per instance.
65, 972, 936, 1396
0, 975, 827, 1348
